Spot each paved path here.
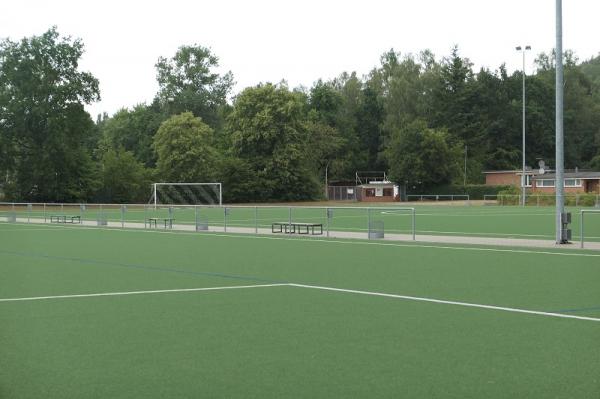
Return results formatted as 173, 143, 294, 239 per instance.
5, 216, 600, 251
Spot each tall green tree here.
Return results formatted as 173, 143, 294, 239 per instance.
153, 112, 220, 182
97, 147, 151, 203
99, 103, 164, 167
155, 45, 233, 130
385, 120, 462, 190
0, 27, 100, 201
228, 83, 319, 201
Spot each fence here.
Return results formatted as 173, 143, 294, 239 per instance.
580, 209, 600, 248
0, 202, 416, 241
405, 194, 470, 205
483, 194, 600, 207
327, 186, 357, 201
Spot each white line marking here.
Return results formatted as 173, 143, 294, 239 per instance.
0, 283, 287, 302
289, 283, 600, 323
3, 281, 598, 323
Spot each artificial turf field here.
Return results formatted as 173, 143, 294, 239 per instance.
3, 203, 600, 242
1, 222, 600, 398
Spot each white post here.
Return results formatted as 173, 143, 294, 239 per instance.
580, 210, 584, 248
153, 183, 157, 210
412, 208, 416, 241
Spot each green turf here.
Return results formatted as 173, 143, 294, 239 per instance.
1, 223, 599, 398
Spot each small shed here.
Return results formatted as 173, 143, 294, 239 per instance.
357, 182, 398, 202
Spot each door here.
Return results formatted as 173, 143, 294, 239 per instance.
586, 180, 599, 193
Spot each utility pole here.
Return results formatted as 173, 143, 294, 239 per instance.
516, 45, 531, 206
463, 145, 467, 187
555, 0, 566, 243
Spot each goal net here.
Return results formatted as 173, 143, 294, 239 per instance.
148, 183, 222, 207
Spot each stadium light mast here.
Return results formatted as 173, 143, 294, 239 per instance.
516, 45, 531, 207
555, 0, 566, 243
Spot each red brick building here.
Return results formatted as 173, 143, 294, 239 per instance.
484, 170, 600, 194
357, 182, 398, 202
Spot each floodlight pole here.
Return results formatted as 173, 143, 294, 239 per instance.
516, 45, 531, 207
555, 0, 566, 243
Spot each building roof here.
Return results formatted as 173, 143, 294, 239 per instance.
358, 182, 396, 188
534, 171, 600, 179
483, 169, 541, 175
484, 169, 600, 178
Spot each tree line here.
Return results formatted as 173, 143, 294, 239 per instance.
1, 28, 599, 203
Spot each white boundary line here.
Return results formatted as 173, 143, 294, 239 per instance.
2, 281, 599, 323
289, 283, 600, 323
0, 283, 287, 302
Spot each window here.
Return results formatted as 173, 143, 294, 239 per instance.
564, 179, 582, 187
521, 175, 532, 187
365, 188, 375, 197
537, 179, 555, 187
383, 188, 393, 196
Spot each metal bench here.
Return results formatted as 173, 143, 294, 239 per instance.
272, 222, 323, 235
50, 215, 81, 224
147, 217, 174, 229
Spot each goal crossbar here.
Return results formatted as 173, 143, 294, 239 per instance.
150, 183, 222, 208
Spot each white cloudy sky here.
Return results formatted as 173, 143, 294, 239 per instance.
1, 0, 598, 118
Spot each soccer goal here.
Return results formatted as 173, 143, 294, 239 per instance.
149, 183, 222, 207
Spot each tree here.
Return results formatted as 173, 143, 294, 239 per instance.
385, 120, 462, 190
228, 83, 320, 201
153, 112, 219, 182
99, 104, 164, 167
0, 27, 100, 201
155, 45, 233, 129
97, 148, 151, 203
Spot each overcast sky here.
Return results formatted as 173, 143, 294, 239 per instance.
1, 0, 598, 118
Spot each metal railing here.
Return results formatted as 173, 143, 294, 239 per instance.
0, 202, 417, 241
484, 194, 600, 207
406, 194, 470, 205
580, 209, 600, 248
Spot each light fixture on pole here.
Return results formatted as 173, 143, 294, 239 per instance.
516, 45, 531, 207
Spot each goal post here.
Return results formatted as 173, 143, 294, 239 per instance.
149, 183, 222, 207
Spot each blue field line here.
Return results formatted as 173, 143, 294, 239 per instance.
552, 305, 600, 314
0, 249, 285, 285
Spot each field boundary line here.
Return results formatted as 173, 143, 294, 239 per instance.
289, 283, 600, 323
0, 283, 288, 303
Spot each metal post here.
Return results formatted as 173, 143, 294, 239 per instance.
255, 206, 258, 234
522, 48, 527, 207
367, 208, 371, 239
154, 183, 157, 210
556, 0, 566, 243
219, 183, 222, 206
195, 206, 198, 232
463, 145, 467, 187
224, 207, 227, 232
44, 203, 47, 223
121, 205, 125, 228
580, 210, 584, 248
412, 208, 417, 241
326, 208, 330, 238
288, 207, 292, 235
